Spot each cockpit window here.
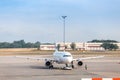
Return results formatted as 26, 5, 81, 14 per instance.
63, 55, 71, 57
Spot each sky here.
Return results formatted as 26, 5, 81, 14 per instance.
0, 0, 120, 43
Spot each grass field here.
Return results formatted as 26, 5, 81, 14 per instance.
0, 48, 120, 57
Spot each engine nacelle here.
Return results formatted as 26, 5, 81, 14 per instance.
77, 61, 83, 66
45, 61, 51, 66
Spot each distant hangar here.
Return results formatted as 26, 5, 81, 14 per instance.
40, 42, 120, 51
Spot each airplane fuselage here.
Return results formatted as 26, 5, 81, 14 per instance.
53, 51, 73, 64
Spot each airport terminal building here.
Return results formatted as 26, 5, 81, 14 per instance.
40, 42, 120, 51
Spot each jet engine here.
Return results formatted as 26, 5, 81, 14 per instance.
77, 61, 83, 66
45, 61, 51, 66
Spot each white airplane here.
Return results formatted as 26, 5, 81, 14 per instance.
16, 16, 103, 70
16, 49, 104, 70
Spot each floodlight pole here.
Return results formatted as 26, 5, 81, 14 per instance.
62, 16, 67, 51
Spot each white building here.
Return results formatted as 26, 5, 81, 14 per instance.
40, 44, 55, 50
84, 43, 104, 51
40, 42, 120, 51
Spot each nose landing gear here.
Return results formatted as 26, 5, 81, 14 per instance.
63, 64, 72, 70
63, 61, 75, 70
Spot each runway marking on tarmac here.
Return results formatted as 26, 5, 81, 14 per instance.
82, 78, 120, 80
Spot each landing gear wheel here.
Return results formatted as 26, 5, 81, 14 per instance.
72, 65, 74, 69
49, 65, 53, 69
71, 61, 74, 69
66, 64, 69, 67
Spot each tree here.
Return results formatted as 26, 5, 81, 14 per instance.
65, 45, 68, 50
70, 42, 76, 50
0, 42, 11, 48
0, 40, 41, 48
110, 44, 119, 50
101, 43, 119, 51
88, 39, 118, 43
25, 42, 34, 48
12, 40, 26, 48
57, 44, 60, 51
34, 41, 41, 50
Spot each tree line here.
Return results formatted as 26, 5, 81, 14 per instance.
88, 39, 119, 50
0, 39, 119, 51
100, 43, 118, 51
88, 39, 118, 43
0, 40, 40, 49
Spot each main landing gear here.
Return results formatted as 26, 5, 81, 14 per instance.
49, 65, 54, 69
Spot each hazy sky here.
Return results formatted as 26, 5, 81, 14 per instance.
0, 0, 120, 42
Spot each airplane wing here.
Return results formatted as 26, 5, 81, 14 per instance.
73, 56, 104, 61
15, 56, 54, 61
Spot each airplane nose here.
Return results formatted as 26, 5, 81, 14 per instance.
65, 58, 72, 63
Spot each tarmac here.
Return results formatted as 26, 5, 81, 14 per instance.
0, 55, 120, 80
